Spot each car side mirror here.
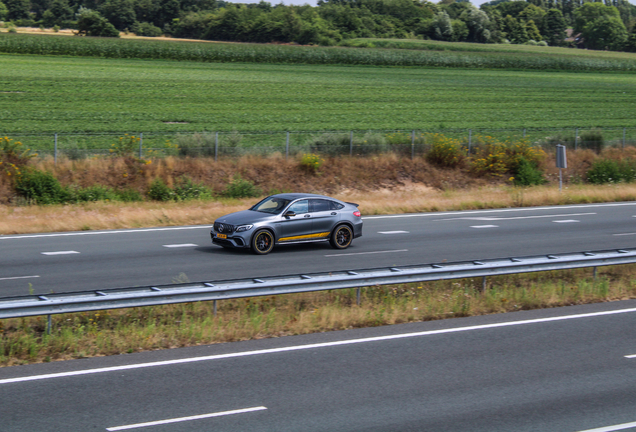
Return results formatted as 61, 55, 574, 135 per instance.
284, 211, 296, 218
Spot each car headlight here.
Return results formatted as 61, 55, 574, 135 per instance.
235, 225, 253, 232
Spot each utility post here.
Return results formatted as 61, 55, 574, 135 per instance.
556, 144, 567, 192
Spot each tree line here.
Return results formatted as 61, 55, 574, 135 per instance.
1, 0, 636, 52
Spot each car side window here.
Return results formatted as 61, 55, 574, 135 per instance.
329, 201, 344, 210
287, 200, 309, 214
310, 199, 331, 213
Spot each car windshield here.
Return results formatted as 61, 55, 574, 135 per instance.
251, 196, 292, 214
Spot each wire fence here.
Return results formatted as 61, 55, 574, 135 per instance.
4, 127, 635, 162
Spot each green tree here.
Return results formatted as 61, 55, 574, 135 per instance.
460, 5, 493, 43
75, 7, 121, 37
432, 10, 453, 41
625, 24, 636, 52
543, 8, 566, 46
525, 19, 542, 41
503, 14, 528, 43
99, 0, 137, 30
581, 14, 628, 50
4, 0, 30, 20
0, 1, 8, 20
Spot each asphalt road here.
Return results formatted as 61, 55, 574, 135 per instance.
2, 202, 636, 297
2, 300, 636, 431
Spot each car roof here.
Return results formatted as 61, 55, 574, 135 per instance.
271, 193, 339, 201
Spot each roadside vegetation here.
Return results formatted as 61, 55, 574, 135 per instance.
1, 265, 634, 366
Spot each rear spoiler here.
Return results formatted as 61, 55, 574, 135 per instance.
346, 202, 359, 207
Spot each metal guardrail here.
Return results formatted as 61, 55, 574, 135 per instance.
1, 248, 636, 320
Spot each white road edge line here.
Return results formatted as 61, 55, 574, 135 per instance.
0, 275, 40, 281
470, 225, 499, 229
553, 220, 580, 223
363, 203, 636, 220
378, 231, 409, 234
614, 233, 636, 236
106, 406, 267, 431
4, 306, 636, 385
325, 249, 408, 257
574, 420, 636, 432
624, 354, 636, 358
41, 251, 80, 256
162, 244, 198, 248
0, 226, 213, 240
436, 212, 595, 222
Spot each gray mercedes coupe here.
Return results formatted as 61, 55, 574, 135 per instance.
211, 193, 363, 255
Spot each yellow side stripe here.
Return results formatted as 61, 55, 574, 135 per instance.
278, 232, 330, 242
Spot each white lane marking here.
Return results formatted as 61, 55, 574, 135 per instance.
624, 354, 636, 358
106, 406, 267, 431
162, 243, 198, 248
325, 249, 408, 257
614, 233, 636, 236
364, 203, 636, 220
378, 231, 409, 234
4, 306, 636, 385
0, 226, 213, 240
553, 220, 580, 223
0, 275, 39, 281
470, 225, 499, 229
437, 212, 595, 222
41, 251, 79, 256
575, 420, 636, 432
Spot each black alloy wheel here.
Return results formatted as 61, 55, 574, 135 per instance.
252, 229, 274, 255
330, 225, 353, 249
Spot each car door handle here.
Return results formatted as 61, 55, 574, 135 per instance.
304, 214, 311, 218
331, 212, 337, 215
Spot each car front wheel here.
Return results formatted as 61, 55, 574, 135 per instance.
251, 229, 274, 255
330, 225, 353, 249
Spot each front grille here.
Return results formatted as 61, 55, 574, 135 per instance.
214, 222, 235, 234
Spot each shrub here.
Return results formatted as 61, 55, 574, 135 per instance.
173, 176, 213, 200
223, 174, 261, 198
579, 129, 604, 153
425, 133, 463, 168
147, 178, 175, 201
512, 157, 546, 186
14, 168, 70, 204
586, 159, 636, 184
110, 134, 140, 158
300, 153, 324, 173
0, 136, 37, 166
471, 137, 545, 177
307, 133, 350, 156
132, 22, 162, 37
355, 133, 389, 155
175, 133, 215, 157
68, 185, 119, 202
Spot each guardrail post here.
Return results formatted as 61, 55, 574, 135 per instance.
481, 276, 487, 292
356, 287, 361, 305
54, 133, 57, 164
593, 266, 597, 280
213, 300, 217, 317
523, 128, 526, 138
47, 314, 52, 334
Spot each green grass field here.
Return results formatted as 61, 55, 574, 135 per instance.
2, 54, 636, 136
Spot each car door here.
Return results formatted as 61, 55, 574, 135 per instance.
277, 199, 313, 242
310, 199, 340, 237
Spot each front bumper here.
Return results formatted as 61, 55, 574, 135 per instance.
211, 231, 251, 248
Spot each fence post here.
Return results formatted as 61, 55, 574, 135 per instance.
411, 130, 415, 160
286, 132, 289, 160
139, 133, 143, 159
623, 128, 626, 149
215, 132, 218, 162
54, 133, 57, 164
575, 128, 579, 150
468, 129, 472, 154
523, 128, 526, 138
350, 131, 353, 157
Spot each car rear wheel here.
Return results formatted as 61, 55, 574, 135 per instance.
251, 229, 274, 255
330, 225, 353, 249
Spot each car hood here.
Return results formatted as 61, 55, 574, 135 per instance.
215, 210, 274, 225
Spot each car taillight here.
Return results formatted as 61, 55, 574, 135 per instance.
353, 210, 361, 217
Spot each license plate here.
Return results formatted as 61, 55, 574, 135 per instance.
217, 233, 227, 239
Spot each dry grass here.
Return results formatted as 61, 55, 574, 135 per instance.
2, 265, 635, 366
1, 149, 634, 234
